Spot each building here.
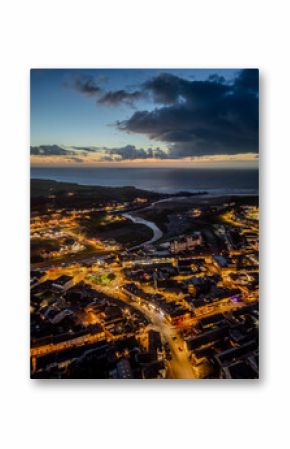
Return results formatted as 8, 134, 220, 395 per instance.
116, 358, 133, 379
170, 233, 202, 254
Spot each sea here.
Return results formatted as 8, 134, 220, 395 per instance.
31, 166, 258, 195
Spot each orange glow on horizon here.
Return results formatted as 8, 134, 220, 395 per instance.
31, 153, 259, 168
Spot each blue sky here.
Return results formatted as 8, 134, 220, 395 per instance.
31, 68, 239, 147
30, 68, 258, 166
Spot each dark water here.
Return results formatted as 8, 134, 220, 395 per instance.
31, 166, 258, 195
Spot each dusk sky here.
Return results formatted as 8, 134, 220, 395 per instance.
30, 68, 259, 167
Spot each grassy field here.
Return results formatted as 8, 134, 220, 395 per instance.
87, 272, 115, 285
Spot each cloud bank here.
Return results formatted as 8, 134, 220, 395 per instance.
98, 90, 144, 106
30, 145, 75, 156
67, 69, 258, 157
30, 144, 169, 162
117, 69, 259, 156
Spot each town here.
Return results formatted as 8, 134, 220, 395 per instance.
31, 180, 259, 379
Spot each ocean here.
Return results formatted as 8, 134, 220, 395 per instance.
31, 166, 258, 195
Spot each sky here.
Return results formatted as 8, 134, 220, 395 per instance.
30, 68, 259, 168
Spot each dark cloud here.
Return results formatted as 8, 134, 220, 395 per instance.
66, 75, 102, 97
117, 69, 259, 156
30, 145, 75, 156
98, 89, 144, 106
66, 75, 144, 106
143, 72, 230, 106
30, 144, 168, 161
234, 68, 259, 93
107, 144, 168, 160
143, 72, 187, 104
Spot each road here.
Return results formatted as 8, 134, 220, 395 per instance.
34, 262, 251, 377
120, 289, 196, 379
64, 274, 196, 379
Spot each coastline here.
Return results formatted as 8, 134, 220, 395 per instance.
31, 177, 258, 198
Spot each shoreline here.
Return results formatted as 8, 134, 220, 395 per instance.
31, 177, 258, 198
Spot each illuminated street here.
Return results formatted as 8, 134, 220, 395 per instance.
31, 180, 259, 379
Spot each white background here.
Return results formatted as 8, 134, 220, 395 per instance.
0, 1, 289, 448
